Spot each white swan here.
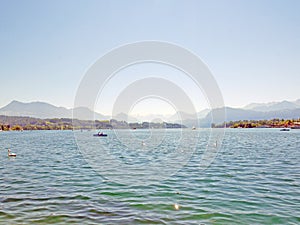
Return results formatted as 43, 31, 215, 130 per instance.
214, 141, 218, 147
8, 149, 16, 157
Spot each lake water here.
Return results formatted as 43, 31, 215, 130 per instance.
0, 129, 299, 224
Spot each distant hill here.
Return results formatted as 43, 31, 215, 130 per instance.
244, 99, 300, 112
197, 109, 210, 118
112, 113, 137, 122
175, 100, 300, 127
0, 100, 109, 120
73, 107, 109, 120
0, 100, 299, 127
168, 111, 197, 122
199, 107, 300, 126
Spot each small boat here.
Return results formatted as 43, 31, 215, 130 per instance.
280, 128, 290, 131
192, 126, 196, 130
8, 149, 16, 157
93, 132, 107, 137
291, 126, 300, 129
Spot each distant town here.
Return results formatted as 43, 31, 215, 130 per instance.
1, 115, 300, 131
213, 118, 300, 129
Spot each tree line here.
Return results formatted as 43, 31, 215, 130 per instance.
212, 118, 300, 128
0, 115, 185, 131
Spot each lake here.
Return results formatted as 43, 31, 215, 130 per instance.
0, 129, 299, 224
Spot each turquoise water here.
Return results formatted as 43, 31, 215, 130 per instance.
0, 129, 299, 224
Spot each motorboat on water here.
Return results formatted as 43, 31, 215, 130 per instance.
280, 128, 290, 131
93, 132, 108, 137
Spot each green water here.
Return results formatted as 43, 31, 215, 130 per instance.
0, 129, 299, 224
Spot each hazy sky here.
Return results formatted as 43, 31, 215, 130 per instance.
1, 0, 299, 114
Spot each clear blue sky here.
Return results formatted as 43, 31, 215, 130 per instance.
0, 0, 299, 114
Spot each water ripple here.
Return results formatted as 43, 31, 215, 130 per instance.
0, 129, 299, 224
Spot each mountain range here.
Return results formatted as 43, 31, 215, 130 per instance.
0, 100, 109, 120
243, 99, 300, 112
0, 99, 299, 127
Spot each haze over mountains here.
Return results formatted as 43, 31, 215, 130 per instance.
0, 101, 109, 120
243, 99, 300, 112
0, 99, 299, 127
